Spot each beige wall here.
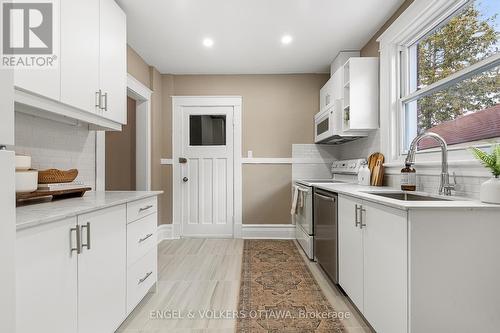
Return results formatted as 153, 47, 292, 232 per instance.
168, 74, 328, 225
173, 75, 328, 157
125, 0, 413, 225
105, 97, 136, 190
243, 165, 293, 225
360, 0, 414, 57
126, 45, 171, 224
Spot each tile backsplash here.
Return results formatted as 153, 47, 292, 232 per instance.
13, 113, 96, 189
385, 173, 488, 200
292, 144, 339, 180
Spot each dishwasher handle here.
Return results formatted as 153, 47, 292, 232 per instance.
314, 192, 337, 202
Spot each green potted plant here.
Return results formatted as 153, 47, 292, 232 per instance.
470, 144, 500, 204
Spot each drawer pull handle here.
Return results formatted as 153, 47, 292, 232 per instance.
138, 271, 153, 285
138, 233, 153, 243
139, 205, 153, 213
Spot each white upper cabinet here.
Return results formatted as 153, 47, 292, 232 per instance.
99, 0, 127, 124
342, 57, 379, 132
60, 0, 100, 114
0, 70, 14, 145
14, 0, 127, 129
319, 77, 335, 112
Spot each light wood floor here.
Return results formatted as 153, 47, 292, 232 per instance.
118, 238, 373, 333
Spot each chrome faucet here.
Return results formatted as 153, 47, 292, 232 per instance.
405, 132, 455, 196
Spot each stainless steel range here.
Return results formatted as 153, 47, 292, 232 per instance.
292, 159, 365, 264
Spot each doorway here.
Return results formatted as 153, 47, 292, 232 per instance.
97, 74, 152, 192
105, 97, 137, 190
173, 97, 242, 238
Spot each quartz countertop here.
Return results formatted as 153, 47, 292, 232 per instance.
16, 191, 163, 230
307, 182, 500, 210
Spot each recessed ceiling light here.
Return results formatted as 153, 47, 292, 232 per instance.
281, 35, 293, 45
203, 38, 214, 48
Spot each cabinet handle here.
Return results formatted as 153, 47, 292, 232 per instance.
355, 204, 361, 227
70, 226, 81, 255
102, 92, 108, 111
95, 90, 101, 108
139, 205, 153, 213
81, 222, 91, 250
138, 233, 153, 243
138, 271, 153, 285
359, 207, 367, 229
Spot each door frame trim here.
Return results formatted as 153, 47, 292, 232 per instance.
172, 96, 242, 238
96, 74, 152, 191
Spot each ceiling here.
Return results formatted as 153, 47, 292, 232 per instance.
117, 0, 405, 74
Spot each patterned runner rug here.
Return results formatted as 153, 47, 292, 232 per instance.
237, 240, 345, 332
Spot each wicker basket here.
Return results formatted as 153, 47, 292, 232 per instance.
38, 169, 79, 184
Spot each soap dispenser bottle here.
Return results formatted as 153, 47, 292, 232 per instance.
358, 161, 371, 186
401, 163, 416, 191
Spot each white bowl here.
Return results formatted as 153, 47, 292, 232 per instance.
15, 155, 32, 171
16, 170, 38, 193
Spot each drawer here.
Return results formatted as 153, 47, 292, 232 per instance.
127, 213, 157, 267
127, 197, 157, 223
127, 248, 157, 315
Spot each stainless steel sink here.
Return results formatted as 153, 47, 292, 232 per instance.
364, 192, 454, 201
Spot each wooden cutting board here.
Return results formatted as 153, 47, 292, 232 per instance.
368, 153, 385, 186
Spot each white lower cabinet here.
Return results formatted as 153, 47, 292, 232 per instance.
338, 195, 407, 333
77, 205, 127, 333
16, 218, 78, 333
338, 195, 364, 310
16, 197, 158, 333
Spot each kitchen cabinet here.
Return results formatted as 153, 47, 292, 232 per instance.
16, 217, 78, 333
338, 195, 364, 310
14, 0, 127, 129
319, 77, 334, 112
15, 195, 159, 333
99, 0, 127, 124
61, 0, 100, 114
362, 201, 407, 333
338, 195, 407, 333
341, 57, 378, 132
77, 205, 127, 333
0, 70, 14, 145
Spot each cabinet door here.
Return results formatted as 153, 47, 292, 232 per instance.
61, 0, 100, 113
0, 71, 14, 145
99, 0, 127, 124
338, 195, 364, 311
77, 205, 126, 333
363, 202, 407, 333
16, 218, 78, 333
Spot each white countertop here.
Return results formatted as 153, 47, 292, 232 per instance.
16, 191, 163, 230
304, 182, 500, 210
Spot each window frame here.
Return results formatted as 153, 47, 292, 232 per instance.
378, 0, 500, 173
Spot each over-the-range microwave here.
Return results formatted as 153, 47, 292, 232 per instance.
314, 100, 360, 144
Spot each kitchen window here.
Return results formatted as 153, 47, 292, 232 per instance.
400, 0, 499, 153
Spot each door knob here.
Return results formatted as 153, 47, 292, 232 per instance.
183, 177, 189, 182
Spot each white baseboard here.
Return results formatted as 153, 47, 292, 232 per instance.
158, 223, 295, 240
157, 224, 177, 242
241, 224, 295, 239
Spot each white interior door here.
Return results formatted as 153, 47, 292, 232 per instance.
180, 106, 234, 237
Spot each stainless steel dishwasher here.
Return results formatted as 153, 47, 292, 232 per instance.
313, 188, 338, 284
